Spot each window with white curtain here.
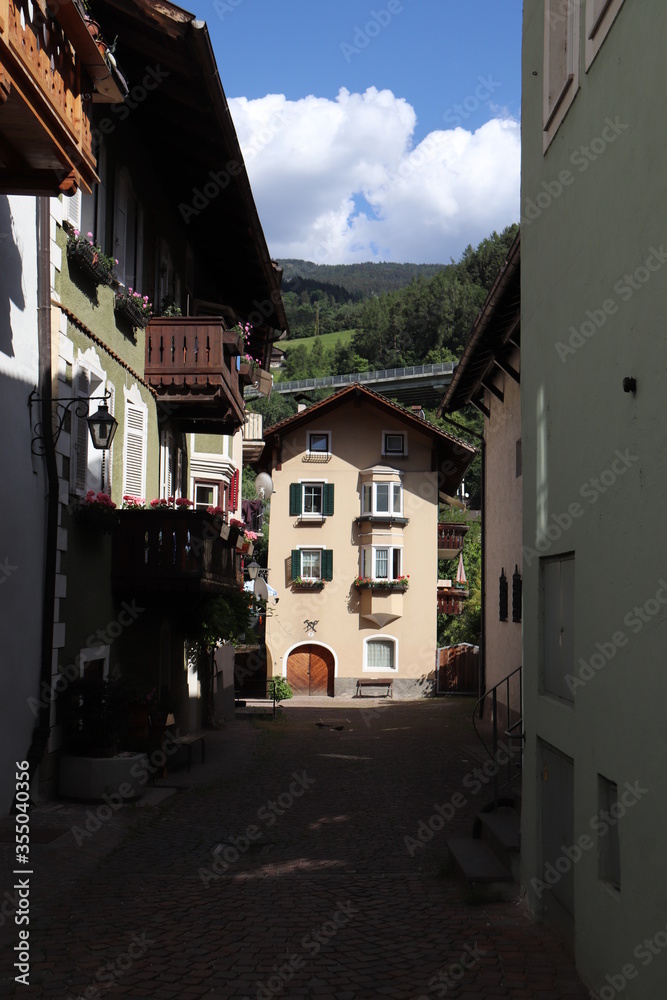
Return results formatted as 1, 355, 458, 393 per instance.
361, 480, 403, 516
360, 546, 403, 581
364, 637, 397, 672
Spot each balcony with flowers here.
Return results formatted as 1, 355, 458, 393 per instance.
354, 575, 409, 627
144, 318, 246, 433
112, 496, 242, 596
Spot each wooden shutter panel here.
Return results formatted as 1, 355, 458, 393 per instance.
114, 168, 128, 285
322, 549, 333, 581
124, 401, 145, 497
229, 469, 239, 511
289, 483, 302, 516
499, 568, 508, 622
512, 566, 522, 623
323, 483, 334, 516
291, 549, 300, 581
74, 366, 90, 494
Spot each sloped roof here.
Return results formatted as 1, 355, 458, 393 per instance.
263, 382, 476, 494
438, 232, 520, 415
94, 0, 288, 354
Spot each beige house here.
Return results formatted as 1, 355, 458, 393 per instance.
262, 385, 475, 697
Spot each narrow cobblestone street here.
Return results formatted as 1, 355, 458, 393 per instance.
1, 699, 592, 999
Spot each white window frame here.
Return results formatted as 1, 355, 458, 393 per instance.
71, 350, 108, 497
122, 384, 148, 500
193, 481, 219, 510
382, 430, 407, 458
361, 480, 403, 517
307, 430, 331, 455
585, 0, 625, 70
297, 545, 324, 582
360, 545, 403, 582
78, 644, 110, 681
363, 636, 398, 673
298, 478, 329, 518
543, 0, 581, 151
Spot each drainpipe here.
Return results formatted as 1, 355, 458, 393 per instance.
18, 196, 58, 806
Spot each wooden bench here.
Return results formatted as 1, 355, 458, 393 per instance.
356, 678, 393, 698
168, 731, 206, 772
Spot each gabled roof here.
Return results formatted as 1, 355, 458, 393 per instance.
94, 0, 288, 355
438, 232, 520, 415
263, 383, 477, 494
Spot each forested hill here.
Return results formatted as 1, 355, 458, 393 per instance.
276, 225, 519, 359
278, 260, 446, 299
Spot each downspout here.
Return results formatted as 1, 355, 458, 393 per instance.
19, 196, 58, 804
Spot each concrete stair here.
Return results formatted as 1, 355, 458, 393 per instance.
447, 799, 521, 886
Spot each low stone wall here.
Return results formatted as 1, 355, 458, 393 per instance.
334, 676, 436, 699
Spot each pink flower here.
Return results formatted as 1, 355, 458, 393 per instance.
87, 231, 93, 239
114, 258, 119, 265
73, 229, 80, 236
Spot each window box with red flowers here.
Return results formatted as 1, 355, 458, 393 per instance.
73, 491, 118, 532
66, 227, 116, 287
115, 288, 152, 329
353, 575, 409, 592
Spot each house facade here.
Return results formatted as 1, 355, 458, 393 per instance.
262, 385, 475, 697
521, 2, 665, 995
439, 234, 522, 720
0, 0, 286, 810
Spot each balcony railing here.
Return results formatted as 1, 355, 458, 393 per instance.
112, 510, 242, 595
145, 317, 245, 431
437, 580, 469, 615
437, 522, 469, 558
0, 0, 125, 194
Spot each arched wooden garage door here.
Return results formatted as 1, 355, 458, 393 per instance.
286, 644, 334, 696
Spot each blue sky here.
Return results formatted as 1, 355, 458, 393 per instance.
206, 0, 523, 264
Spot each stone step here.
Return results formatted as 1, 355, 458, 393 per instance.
446, 836, 514, 883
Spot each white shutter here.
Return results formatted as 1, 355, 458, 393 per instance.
73, 366, 90, 494
63, 190, 81, 230
123, 396, 147, 498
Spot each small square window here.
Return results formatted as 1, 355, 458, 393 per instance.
308, 432, 330, 453
384, 432, 405, 456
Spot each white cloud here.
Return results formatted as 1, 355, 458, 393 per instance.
228, 87, 520, 264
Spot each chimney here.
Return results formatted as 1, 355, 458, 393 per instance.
411, 404, 426, 420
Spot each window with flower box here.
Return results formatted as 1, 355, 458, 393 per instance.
360, 546, 403, 582
291, 548, 334, 582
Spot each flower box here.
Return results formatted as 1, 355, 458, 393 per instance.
66, 239, 113, 286
353, 578, 409, 592
115, 291, 151, 329
291, 578, 325, 591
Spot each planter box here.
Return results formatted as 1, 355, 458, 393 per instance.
73, 504, 118, 533
115, 294, 151, 329
66, 240, 113, 286
358, 588, 404, 627
59, 753, 148, 801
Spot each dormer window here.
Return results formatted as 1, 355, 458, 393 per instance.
308, 431, 330, 453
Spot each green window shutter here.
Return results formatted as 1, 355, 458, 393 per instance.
291, 549, 300, 580
323, 483, 334, 516
322, 549, 333, 581
289, 483, 302, 516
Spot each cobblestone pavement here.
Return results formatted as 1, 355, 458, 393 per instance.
0, 698, 593, 999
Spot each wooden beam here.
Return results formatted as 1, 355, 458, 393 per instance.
472, 398, 490, 419
482, 378, 504, 403
494, 355, 521, 384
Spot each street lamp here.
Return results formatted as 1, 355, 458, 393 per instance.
86, 401, 118, 450
246, 561, 260, 580
29, 389, 118, 456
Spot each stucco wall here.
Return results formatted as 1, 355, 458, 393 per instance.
484, 371, 522, 695
0, 196, 45, 814
521, 3, 667, 995
266, 403, 439, 694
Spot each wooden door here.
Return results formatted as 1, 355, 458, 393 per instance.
286, 645, 334, 696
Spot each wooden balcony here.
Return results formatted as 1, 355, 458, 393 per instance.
112, 510, 242, 596
145, 317, 246, 432
0, 0, 126, 195
437, 522, 469, 560
437, 580, 468, 616
242, 411, 264, 464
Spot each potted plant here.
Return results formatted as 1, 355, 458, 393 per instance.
291, 576, 325, 591
115, 287, 152, 329
353, 575, 410, 591
65, 226, 116, 286
72, 490, 118, 532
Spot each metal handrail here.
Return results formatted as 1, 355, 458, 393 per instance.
472, 665, 523, 808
